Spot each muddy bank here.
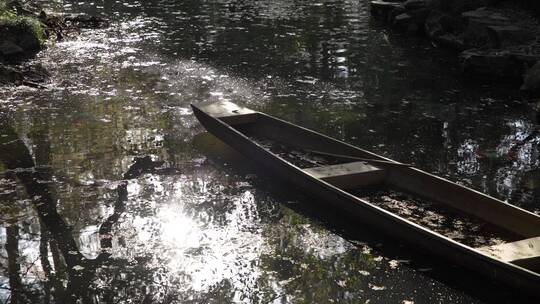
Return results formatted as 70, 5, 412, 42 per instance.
0, 0, 107, 87
370, 0, 540, 97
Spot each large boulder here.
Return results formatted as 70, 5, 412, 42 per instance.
0, 17, 45, 58
18, 30, 41, 51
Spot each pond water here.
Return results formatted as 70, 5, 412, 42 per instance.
1, 0, 539, 303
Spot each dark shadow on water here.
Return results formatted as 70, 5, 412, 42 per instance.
194, 131, 536, 304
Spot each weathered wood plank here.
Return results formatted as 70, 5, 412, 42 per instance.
303, 161, 385, 189
196, 100, 256, 118
195, 101, 259, 125
477, 236, 540, 270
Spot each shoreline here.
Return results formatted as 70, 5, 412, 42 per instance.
0, 0, 107, 87
370, 0, 540, 98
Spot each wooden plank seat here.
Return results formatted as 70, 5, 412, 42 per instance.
303, 161, 385, 189
477, 236, 540, 271
197, 101, 259, 125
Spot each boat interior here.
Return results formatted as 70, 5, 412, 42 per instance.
196, 101, 540, 272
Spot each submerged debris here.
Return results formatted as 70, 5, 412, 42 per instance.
63, 14, 109, 29
355, 188, 516, 247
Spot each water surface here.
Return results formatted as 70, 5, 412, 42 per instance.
1, 0, 539, 303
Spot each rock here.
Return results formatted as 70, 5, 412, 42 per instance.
521, 61, 540, 93
425, 10, 466, 36
370, 1, 404, 21
462, 8, 512, 48
392, 8, 429, 34
18, 33, 41, 51
393, 13, 417, 33
459, 47, 540, 79
460, 49, 516, 77
0, 16, 45, 57
486, 25, 535, 48
0, 41, 24, 57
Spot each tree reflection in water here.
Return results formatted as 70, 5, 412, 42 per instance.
0, 117, 165, 303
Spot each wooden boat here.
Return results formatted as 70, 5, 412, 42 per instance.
191, 101, 540, 294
